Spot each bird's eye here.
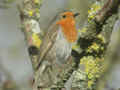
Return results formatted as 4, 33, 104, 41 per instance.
62, 15, 66, 18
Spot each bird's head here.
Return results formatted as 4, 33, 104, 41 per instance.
56, 11, 79, 43
56, 11, 79, 25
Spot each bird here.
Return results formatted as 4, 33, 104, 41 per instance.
33, 11, 79, 89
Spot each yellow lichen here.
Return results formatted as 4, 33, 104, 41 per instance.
78, 27, 87, 33
88, 80, 94, 88
72, 44, 79, 50
34, 0, 39, 4
88, 1, 101, 22
91, 43, 99, 50
32, 33, 42, 48
80, 56, 105, 88
28, 10, 34, 16
97, 34, 106, 43
87, 48, 92, 53
87, 43, 100, 53
101, 46, 104, 51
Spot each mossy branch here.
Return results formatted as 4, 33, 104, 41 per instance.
18, 0, 43, 70
18, 0, 43, 90
71, 0, 119, 89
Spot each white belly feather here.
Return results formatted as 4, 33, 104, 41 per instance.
55, 28, 72, 64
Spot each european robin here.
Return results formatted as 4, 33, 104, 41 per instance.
34, 11, 79, 89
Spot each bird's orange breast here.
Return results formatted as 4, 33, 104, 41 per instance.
60, 18, 78, 43
62, 26, 77, 43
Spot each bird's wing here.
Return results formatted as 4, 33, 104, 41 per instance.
36, 24, 59, 69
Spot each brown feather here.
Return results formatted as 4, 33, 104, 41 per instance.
36, 24, 59, 70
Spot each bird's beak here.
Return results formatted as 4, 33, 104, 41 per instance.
74, 13, 80, 17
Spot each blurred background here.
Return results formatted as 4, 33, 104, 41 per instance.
0, 0, 120, 90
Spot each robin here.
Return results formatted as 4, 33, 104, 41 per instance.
34, 11, 79, 89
